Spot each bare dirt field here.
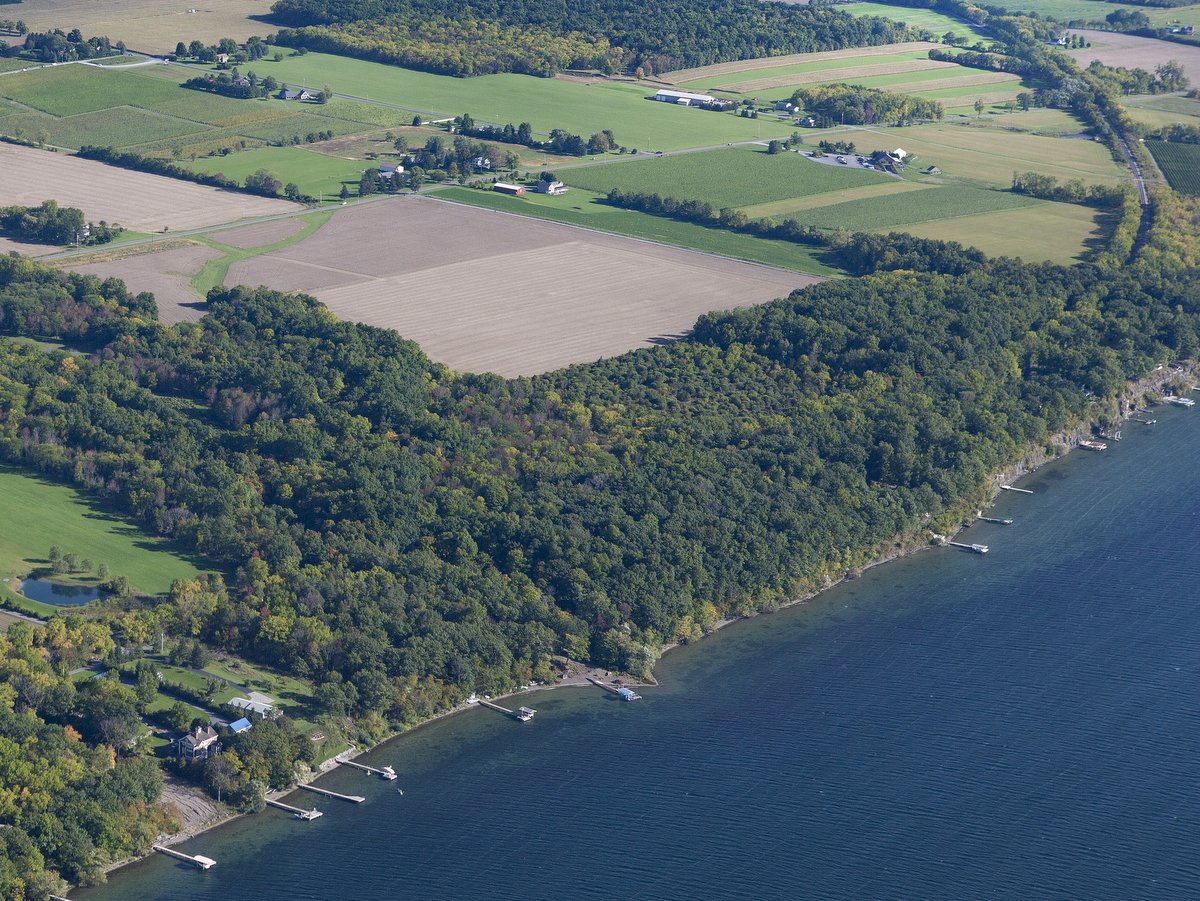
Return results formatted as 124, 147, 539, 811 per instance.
15, 0, 276, 55
661, 41, 941, 84
0, 143, 301, 232
716, 58, 955, 93
1067, 30, 1200, 85
211, 218, 309, 248
0, 235, 57, 258
66, 243, 224, 324
228, 196, 811, 376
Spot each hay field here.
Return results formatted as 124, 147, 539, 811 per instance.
15, 0, 276, 55
227, 196, 811, 376
898, 202, 1102, 263
0, 143, 300, 232
66, 244, 224, 324
662, 41, 940, 85
1067, 30, 1200, 84
715, 58, 956, 94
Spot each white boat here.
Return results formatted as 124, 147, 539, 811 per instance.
380, 765, 397, 781
1079, 439, 1108, 451
1168, 396, 1195, 407
516, 706, 536, 722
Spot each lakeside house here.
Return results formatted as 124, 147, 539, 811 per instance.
229, 717, 253, 734
652, 89, 717, 107
178, 725, 220, 761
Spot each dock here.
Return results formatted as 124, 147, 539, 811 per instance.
297, 783, 365, 803
266, 798, 324, 819
977, 515, 1013, 525
477, 698, 536, 721
1000, 485, 1033, 494
1133, 416, 1156, 425
152, 844, 216, 870
586, 675, 641, 700
948, 541, 989, 554
337, 756, 397, 780
1168, 396, 1196, 407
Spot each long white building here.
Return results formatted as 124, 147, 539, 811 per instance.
653, 89, 717, 106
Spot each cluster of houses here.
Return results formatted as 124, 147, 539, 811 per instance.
175, 695, 276, 761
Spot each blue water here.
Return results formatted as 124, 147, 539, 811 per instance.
20, 576, 103, 605
79, 409, 1200, 900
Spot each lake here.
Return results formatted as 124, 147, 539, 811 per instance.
78, 406, 1200, 900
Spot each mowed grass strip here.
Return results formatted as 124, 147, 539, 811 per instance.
715, 58, 956, 94
0, 465, 204, 596
739, 179, 933, 218
676, 49, 938, 91
1146, 141, 1200, 196
435, 186, 842, 275
662, 40, 941, 84
792, 184, 1037, 231
560, 147, 892, 209
896, 201, 1101, 264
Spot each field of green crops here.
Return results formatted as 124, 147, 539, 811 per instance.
1146, 141, 1200, 196
559, 146, 892, 209
185, 147, 370, 199
794, 184, 1037, 231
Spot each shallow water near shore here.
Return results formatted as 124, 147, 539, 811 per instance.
78, 408, 1200, 900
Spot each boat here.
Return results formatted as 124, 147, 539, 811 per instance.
971, 544, 989, 554
1079, 439, 1108, 451
617, 686, 642, 701
379, 765, 397, 781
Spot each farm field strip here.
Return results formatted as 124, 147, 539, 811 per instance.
1146, 141, 1200, 195
738, 180, 933, 218
660, 41, 941, 84
882, 71, 1022, 93
792, 184, 1039, 231
63, 243, 225, 324
895, 201, 1103, 263
714, 58, 956, 94
1065, 30, 1200, 84
844, 2, 993, 41
674, 49, 938, 91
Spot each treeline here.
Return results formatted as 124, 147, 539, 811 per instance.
14, 27, 123, 62
182, 70, 280, 100
1011, 172, 1132, 208
0, 199, 123, 245
457, 115, 607, 156
790, 82, 943, 126
275, 17, 622, 77
1085, 59, 1189, 95
268, 0, 914, 74
1152, 123, 1200, 143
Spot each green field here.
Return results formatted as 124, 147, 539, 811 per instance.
674, 49, 941, 91
435, 186, 843, 275
0, 465, 205, 601
795, 184, 1038, 230
0, 106, 207, 150
899, 201, 1101, 262
253, 51, 785, 150
1146, 140, 1200, 195
846, 2, 993, 41
559, 146, 893, 209
983, 0, 1200, 27
1125, 95, 1200, 132
185, 145, 370, 198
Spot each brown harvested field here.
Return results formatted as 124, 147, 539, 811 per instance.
715, 58, 955, 93
0, 143, 302, 232
228, 196, 812, 376
16, 0, 276, 55
65, 243, 223, 324
660, 41, 941, 84
1067, 30, 1200, 85
211, 218, 309, 249
0, 235, 56, 258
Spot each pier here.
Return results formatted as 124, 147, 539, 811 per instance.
1000, 485, 1033, 494
477, 698, 536, 721
586, 675, 641, 700
152, 844, 216, 870
337, 756, 397, 780
266, 798, 324, 819
977, 515, 1013, 525
297, 783, 365, 803
1133, 417, 1156, 425
948, 541, 989, 554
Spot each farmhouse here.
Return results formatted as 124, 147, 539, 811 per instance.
278, 87, 312, 101
472, 155, 493, 170
493, 182, 525, 196
653, 89, 718, 107
535, 178, 567, 196
177, 725, 220, 761
378, 162, 404, 178
888, 148, 908, 161
774, 100, 794, 111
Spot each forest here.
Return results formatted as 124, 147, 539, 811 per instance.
268, 0, 914, 74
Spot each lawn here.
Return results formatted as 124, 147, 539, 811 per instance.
434, 186, 843, 275
559, 146, 893, 209
186, 147, 368, 200
0, 466, 205, 598
253, 51, 784, 150
1146, 140, 1200, 195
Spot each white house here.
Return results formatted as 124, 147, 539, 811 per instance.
888, 148, 908, 161
652, 89, 717, 107
377, 162, 404, 178
535, 179, 567, 196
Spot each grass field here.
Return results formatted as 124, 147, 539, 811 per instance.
899, 201, 1101, 262
796, 183, 1038, 230
845, 2, 993, 42
0, 465, 204, 598
674, 48, 947, 92
185, 147, 371, 200
1124, 95, 1200, 132
559, 146, 893, 209
437, 186, 841, 275
1146, 141, 1200, 196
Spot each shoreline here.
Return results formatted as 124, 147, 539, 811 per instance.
82, 371, 1193, 890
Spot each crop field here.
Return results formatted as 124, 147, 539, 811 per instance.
0, 466, 204, 597
0, 142, 300, 232
15, 0, 276, 55
714, 58, 957, 94
795, 184, 1038, 231
990, 0, 1200, 28
185, 145, 372, 199
739, 180, 933, 218
219, 195, 813, 375
1066, 30, 1200, 84
65, 243, 225, 324
844, 2, 992, 41
1146, 141, 1200, 196
676, 49, 941, 92
559, 146, 892, 209
662, 41, 941, 85
0, 106, 207, 150
253, 52, 784, 151
899, 201, 1102, 262
437, 186, 841, 274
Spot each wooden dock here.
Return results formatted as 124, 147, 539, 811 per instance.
152, 844, 216, 870
266, 798, 323, 819
586, 675, 641, 700
948, 541, 989, 554
977, 516, 1013, 525
297, 783, 365, 803
477, 698, 536, 721
337, 756, 396, 780
1000, 485, 1033, 495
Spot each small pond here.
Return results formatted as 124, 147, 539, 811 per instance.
20, 577, 105, 606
